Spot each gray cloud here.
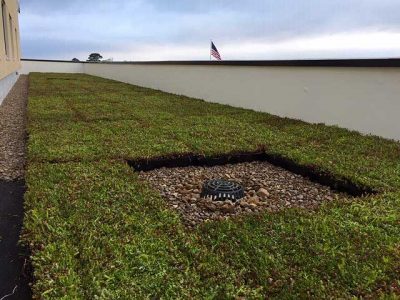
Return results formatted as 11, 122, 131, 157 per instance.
20, 0, 400, 60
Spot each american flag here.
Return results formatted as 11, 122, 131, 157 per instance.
210, 41, 222, 60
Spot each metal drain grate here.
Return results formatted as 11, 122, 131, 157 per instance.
201, 179, 245, 201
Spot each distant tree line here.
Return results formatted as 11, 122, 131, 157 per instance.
71, 53, 104, 63
87, 53, 103, 62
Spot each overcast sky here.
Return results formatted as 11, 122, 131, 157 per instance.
20, 0, 400, 61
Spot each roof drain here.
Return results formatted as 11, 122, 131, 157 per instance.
201, 179, 245, 201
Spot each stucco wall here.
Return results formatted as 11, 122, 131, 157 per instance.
0, 0, 21, 80
20, 60, 84, 74
0, 71, 18, 105
84, 62, 400, 141
20, 59, 400, 141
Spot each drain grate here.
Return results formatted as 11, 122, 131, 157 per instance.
201, 179, 245, 201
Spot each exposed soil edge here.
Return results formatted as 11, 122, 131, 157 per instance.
0, 180, 33, 299
127, 150, 376, 197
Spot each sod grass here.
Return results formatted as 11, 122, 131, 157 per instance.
24, 73, 400, 298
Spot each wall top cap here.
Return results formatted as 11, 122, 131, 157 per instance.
22, 58, 400, 68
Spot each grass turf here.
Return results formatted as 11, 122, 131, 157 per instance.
24, 73, 400, 298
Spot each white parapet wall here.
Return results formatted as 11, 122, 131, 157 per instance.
20, 59, 84, 74
84, 61, 400, 141
21, 59, 400, 141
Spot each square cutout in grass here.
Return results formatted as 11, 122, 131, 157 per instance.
138, 160, 352, 227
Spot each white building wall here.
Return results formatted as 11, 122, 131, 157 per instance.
84, 63, 400, 141
20, 60, 400, 141
0, 71, 19, 105
20, 60, 84, 74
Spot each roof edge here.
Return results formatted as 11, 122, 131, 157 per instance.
22, 58, 400, 67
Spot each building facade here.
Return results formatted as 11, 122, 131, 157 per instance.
0, 0, 20, 104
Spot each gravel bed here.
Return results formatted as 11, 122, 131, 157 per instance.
138, 161, 347, 227
0, 76, 28, 181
